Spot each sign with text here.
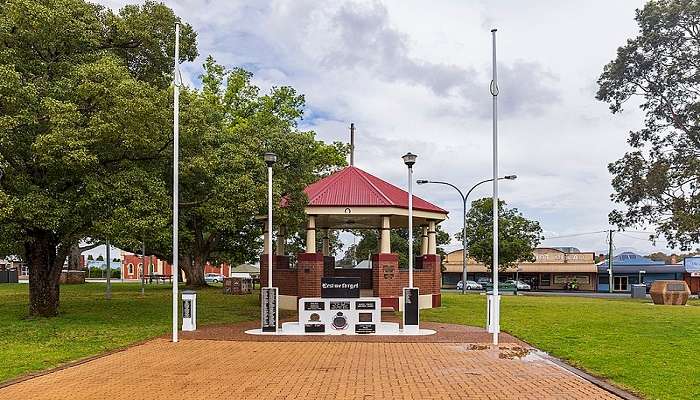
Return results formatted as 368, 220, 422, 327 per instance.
403, 288, 419, 327
321, 277, 360, 298
684, 257, 700, 273
261, 287, 278, 332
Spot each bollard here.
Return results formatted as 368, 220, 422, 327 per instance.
182, 290, 197, 331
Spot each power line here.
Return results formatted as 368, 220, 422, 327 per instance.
542, 230, 608, 240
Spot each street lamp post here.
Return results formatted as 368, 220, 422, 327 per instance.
262, 152, 278, 333
402, 152, 419, 334
417, 175, 516, 294
264, 152, 277, 288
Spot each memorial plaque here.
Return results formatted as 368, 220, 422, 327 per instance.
182, 299, 191, 319
355, 324, 376, 334
383, 265, 394, 279
403, 288, 419, 326
330, 301, 351, 310
321, 277, 360, 298
358, 312, 373, 322
304, 323, 325, 333
304, 301, 325, 311
356, 301, 376, 310
261, 287, 278, 332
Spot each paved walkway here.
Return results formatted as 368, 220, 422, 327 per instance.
0, 324, 623, 400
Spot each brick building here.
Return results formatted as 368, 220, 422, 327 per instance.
261, 165, 448, 311
443, 247, 598, 291
121, 252, 172, 280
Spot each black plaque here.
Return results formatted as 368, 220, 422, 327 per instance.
261, 287, 277, 332
359, 312, 373, 322
321, 277, 360, 298
304, 301, 325, 311
355, 324, 376, 334
304, 323, 325, 333
403, 288, 419, 326
330, 301, 351, 310
355, 301, 376, 310
182, 299, 192, 319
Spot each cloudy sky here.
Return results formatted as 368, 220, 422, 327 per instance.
90, 0, 676, 258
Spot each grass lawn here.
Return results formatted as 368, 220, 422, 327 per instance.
0, 282, 262, 382
423, 293, 700, 400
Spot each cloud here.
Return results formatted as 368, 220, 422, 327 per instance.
92, 0, 678, 255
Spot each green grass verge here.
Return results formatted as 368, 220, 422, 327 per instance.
422, 293, 700, 400
0, 282, 260, 382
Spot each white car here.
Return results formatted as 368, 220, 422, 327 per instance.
505, 280, 531, 290
205, 273, 225, 284
456, 280, 483, 291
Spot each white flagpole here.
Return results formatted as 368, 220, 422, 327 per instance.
490, 28, 500, 346
172, 23, 180, 343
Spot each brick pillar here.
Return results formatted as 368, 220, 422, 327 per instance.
422, 254, 441, 307
372, 253, 401, 310
297, 252, 324, 298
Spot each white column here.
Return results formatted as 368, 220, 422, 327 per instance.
322, 229, 330, 256
420, 226, 428, 255
428, 220, 437, 255
306, 216, 316, 253
380, 216, 391, 253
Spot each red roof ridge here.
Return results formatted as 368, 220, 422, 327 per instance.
353, 167, 393, 206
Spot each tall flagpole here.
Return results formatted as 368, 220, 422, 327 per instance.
172, 23, 180, 343
490, 28, 500, 346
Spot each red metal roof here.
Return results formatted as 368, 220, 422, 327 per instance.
303, 166, 447, 213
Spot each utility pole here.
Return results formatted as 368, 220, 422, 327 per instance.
349, 123, 355, 166
608, 229, 614, 293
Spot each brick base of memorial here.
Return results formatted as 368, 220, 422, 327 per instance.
0, 318, 637, 400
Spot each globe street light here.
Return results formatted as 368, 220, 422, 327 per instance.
417, 175, 517, 294
402, 152, 417, 288
402, 152, 419, 334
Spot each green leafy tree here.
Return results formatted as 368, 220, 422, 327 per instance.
345, 226, 451, 268
597, 0, 700, 250
0, 0, 197, 316
460, 198, 542, 272
119, 57, 347, 287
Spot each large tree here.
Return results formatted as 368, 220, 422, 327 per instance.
117, 57, 348, 287
0, 0, 197, 316
461, 198, 542, 272
597, 0, 700, 250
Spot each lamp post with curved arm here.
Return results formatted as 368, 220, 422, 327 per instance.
416, 175, 517, 294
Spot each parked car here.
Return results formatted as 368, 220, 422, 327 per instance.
476, 277, 492, 285
505, 280, 531, 290
205, 273, 225, 284
456, 280, 483, 291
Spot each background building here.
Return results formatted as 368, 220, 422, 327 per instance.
443, 247, 598, 291
597, 252, 685, 292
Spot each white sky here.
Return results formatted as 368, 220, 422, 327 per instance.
90, 0, 682, 258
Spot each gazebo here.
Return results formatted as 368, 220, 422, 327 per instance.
260, 165, 448, 310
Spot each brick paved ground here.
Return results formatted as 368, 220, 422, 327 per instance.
0, 334, 621, 400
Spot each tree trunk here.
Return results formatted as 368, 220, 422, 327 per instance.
67, 242, 81, 270
26, 230, 63, 317
181, 254, 207, 288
